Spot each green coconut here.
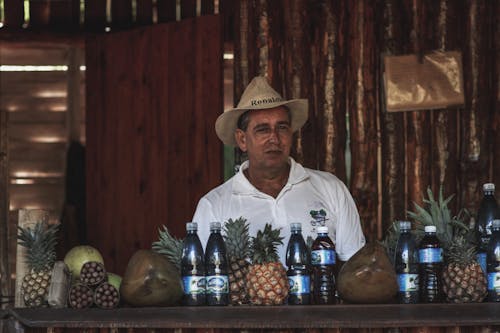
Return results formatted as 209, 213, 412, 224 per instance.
107, 273, 122, 290
120, 250, 183, 307
64, 245, 104, 279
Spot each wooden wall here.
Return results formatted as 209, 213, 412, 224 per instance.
233, 0, 500, 241
0, 0, 498, 287
85, 16, 223, 275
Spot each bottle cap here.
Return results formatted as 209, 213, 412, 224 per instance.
492, 219, 500, 229
398, 221, 411, 230
424, 225, 436, 233
209, 221, 221, 231
483, 183, 495, 191
186, 222, 198, 231
290, 223, 302, 232
317, 226, 328, 234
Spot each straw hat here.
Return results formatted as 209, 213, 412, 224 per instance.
215, 76, 308, 146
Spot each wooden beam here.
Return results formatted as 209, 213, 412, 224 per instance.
136, 0, 153, 25
180, 0, 196, 19
28, 0, 51, 28
111, 0, 133, 29
84, 0, 107, 32
157, 0, 176, 23
3, 0, 25, 29
49, 0, 80, 31
201, 0, 214, 15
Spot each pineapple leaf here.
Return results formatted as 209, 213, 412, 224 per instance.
223, 217, 251, 260
250, 224, 283, 264
17, 221, 59, 272
152, 225, 184, 272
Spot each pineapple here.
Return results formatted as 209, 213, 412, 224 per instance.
246, 224, 289, 305
17, 221, 59, 307
152, 225, 184, 272
408, 186, 487, 303
442, 236, 487, 302
223, 217, 251, 305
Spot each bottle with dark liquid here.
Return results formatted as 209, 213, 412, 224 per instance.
181, 222, 206, 305
486, 219, 500, 302
419, 225, 443, 303
205, 222, 229, 306
394, 221, 419, 304
311, 226, 336, 304
476, 183, 499, 273
285, 222, 311, 305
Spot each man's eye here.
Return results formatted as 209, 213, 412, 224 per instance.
278, 124, 290, 131
256, 127, 270, 133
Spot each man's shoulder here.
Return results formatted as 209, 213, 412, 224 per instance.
200, 175, 236, 201
302, 166, 343, 185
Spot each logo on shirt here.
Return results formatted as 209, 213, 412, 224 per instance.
310, 209, 328, 227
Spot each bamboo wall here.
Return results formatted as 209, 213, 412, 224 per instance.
0, 0, 498, 284
233, 0, 499, 241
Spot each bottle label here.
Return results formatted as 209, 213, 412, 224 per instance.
419, 248, 443, 263
206, 275, 229, 294
288, 275, 311, 294
182, 276, 206, 295
311, 249, 336, 265
488, 272, 500, 291
397, 273, 419, 292
476, 253, 487, 273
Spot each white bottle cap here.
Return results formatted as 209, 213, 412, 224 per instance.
317, 226, 328, 234
209, 221, 221, 231
398, 221, 411, 230
186, 222, 198, 231
424, 225, 436, 233
483, 183, 495, 191
290, 223, 302, 232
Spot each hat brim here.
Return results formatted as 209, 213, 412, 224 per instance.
215, 99, 308, 146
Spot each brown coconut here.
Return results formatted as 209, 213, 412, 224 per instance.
337, 242, 398, 303
120, 250, 183, 306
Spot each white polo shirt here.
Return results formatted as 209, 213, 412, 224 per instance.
192, 158, 365, 264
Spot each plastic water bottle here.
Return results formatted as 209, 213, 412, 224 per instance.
181, 222, 206, 305
476, 183, 499, 273
285, 223, 311, 305
311, 226, 336, 304
419, 225, 443, 303
394, 221, 419, 304
205, 222, 229, 306
486, 219, 500, 302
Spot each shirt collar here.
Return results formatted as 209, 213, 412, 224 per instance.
232, 157, 309, 195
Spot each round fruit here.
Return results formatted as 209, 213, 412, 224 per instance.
64, 245, 104, 279
107, 273, 122, 290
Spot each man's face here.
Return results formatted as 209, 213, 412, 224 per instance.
235, 106, 292, 170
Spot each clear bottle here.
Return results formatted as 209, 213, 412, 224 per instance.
394, 221, 419, 304
418, 225, 444, 303
486, 219, 500, 302
205, 222, 229, 306
285, 223, 311, 305
311, 226, 336, 304
181, 222, 206, 305
476, 183, 499, 273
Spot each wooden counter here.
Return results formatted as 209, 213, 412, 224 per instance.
3, 303, 500, 332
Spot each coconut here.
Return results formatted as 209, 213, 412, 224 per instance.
107, 273, 122, 290
64, 245, 104, 279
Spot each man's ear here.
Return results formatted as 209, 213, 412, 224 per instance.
235, 129, 247, 152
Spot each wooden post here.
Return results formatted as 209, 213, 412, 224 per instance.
0, 78, 10, 307
14, 209, 49, 308
3, 0, 25, 29
136, 0, 153, 25
157, 0, 176, 23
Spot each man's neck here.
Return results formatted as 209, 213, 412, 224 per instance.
244, 164, 290, 198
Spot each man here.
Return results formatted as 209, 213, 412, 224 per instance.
193, 76, 365, 264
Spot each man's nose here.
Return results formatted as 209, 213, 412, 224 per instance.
268, 127, 280, 143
